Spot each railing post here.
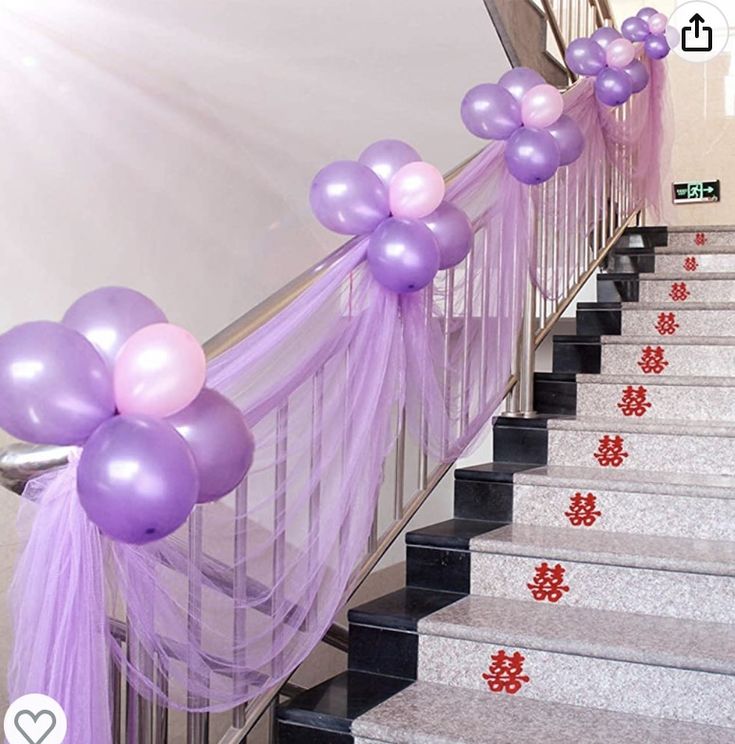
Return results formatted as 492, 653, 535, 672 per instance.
517, 278, 538, 418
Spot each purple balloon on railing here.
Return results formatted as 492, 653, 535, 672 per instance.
591, 26, 622, 50
595, 67, 633, 106
645, 34, 670, 60
309, 161, 389, 235
62, 286, 167, 369
498, 67, 545, 102
648, 13, 668, 35
546, 115, 585, 166
520, 84, 564, 129
0, 321, 115, 445
623, 60, 650, 94
606, 38, 636, 69
621, 16, 650, 42
461, 83, 522, 140
504, 128, 561, 185
637, 7, 658, 23
358, 140, 421, 188
565, 38, 607, 77
78, 415, 199, 544
422, 202, 473, 270
169, 388, 255, 503
367, 218, 440, 293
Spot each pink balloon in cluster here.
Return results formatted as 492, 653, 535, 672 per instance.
606, 38, 636, 69
520, 84, 564, 129
648, 12, 668, 35
114, 323, 207, 418
389, 162, 446, 220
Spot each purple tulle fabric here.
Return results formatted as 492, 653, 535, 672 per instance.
9, 59, 669, 743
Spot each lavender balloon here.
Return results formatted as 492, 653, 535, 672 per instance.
358, 140, 421, 187
546, 115, 585, 166
645, 34, 670, 60
78, 415, 199, 544
0, 321, 115, 445
637, 7, 658, 23
623, 60, 650, 94
309, 161, 389, 235
169, 388, 255, 503
62, 286, 167, 369
499, 67, 545, 102
461, 83, 522, 140
622, 16, 651, 42
592, 27, 622, 50
565, 38, 607, 77
505, 128, 561, 186
422, 202, 473, 270
367, 218, 440, 293
595, 67, 633, 106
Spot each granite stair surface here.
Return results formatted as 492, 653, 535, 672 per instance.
277, 227, 735, 743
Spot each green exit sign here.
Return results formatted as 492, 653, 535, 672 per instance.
672, 180, 720, 204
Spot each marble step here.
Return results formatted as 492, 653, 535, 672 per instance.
654, 252, 735, 273
512, 465, 735, 540
668, 228, 735, 249
639, 273, 735, 303
468, 523, 735, 623
600, 335, 735, 377
547, 416, 735, 476
352, 679, 735, 744
576, 374, 735, 422
416, 595, 735, 729
621, 302, 735, 337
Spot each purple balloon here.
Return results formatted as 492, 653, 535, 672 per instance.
592, 27, 622, 50
422, 202, 473, 270
367, 218, 440, 293
309, 161, 389, 235
645, 34, 670, 60
62, 287, 167, 369
168, 388, 255, 503
78, 415, 198, 544
637, 6, 658, 23
461, 83, 522, 141
498, 67, 545, 102
0, 321, 115, 445
621, 16, 651, 42
565, 38, 607, 77
358, 140, 421, 187
546, 115, 585, 166
595, 67, 633, 106
504, 128, 561, 186
623, 60, 650, 94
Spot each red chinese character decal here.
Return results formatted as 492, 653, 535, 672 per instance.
618, 385, 652, 417
482, 650, 530, 694
694, 232, 707, 246
655, 312, 679, 336
683, 256, 699, 272
669, 282, 690, 302
527, 562, 570, 603
565, 492, 602, 527
638, 345, 668, 374
594, 435, 629, 467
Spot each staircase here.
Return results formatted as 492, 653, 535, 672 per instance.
277, 225, 735, 742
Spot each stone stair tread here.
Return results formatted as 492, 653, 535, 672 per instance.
602, 334, 735, 345
351, 679, 735, 744
417, 595, 735, 674
622, 301, 735, 309
657, 245, 735, 255
547, 414, 735, 437
514, 464, 735, 500
577, 373, 735, 387
469, 523, 735, 576
639, 272, 735, 280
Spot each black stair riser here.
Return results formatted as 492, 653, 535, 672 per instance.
454, 478, 514, 521
493, 418, 549, 465
348, 624, 417, 680
576, 303, 622, 336
597, 273, 640, 302
406, 545, 471, 594
553, 335, 602, 374
604, 250, 655, 274
534, 373, 577, 416
278, 722, 351, 744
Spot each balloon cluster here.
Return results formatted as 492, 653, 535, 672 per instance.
310, 140, 473, 293
621, 7, 674, 61
566, 28, 648, 107
0, 287, 254, 544
461, 68, 584, 186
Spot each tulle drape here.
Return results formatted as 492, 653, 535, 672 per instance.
9, 60, 670, 743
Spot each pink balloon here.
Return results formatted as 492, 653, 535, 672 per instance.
520, 84, 563, 130
389, 162, 446, 220
606, 38, 636, 69
648, 13, 668, 35
114, 323, 206, 418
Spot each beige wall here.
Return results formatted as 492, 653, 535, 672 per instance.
615, 0, 735, 226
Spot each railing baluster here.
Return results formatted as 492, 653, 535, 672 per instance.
109, 652, 123, 744
232, 479, 249, 733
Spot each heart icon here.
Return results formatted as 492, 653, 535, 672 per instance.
13, 710, 57, 744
